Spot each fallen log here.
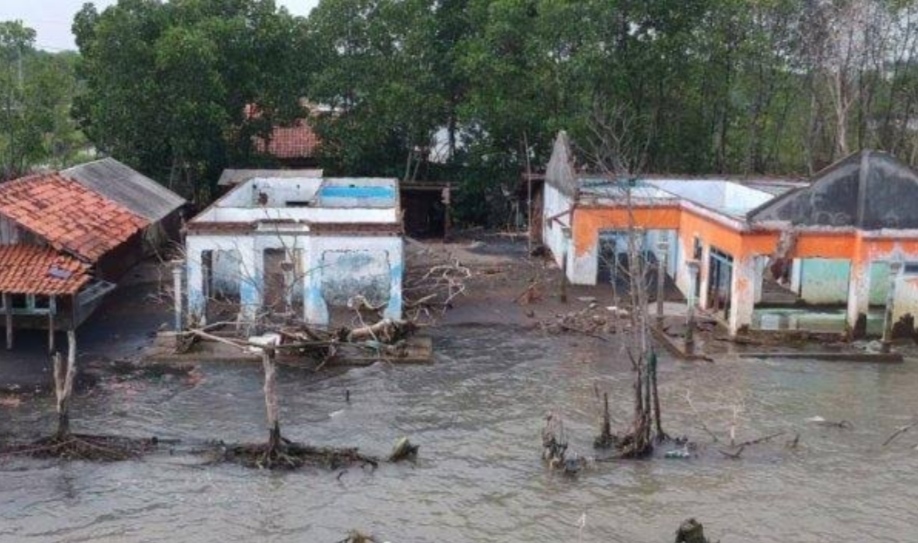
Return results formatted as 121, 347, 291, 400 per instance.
883, 421, 918, 447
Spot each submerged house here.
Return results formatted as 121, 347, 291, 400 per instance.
184, 173, 403, 326
0, 173, 149, 349
543, 131, 918, 338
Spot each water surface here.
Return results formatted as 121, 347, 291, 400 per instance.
2, 326, 916, 542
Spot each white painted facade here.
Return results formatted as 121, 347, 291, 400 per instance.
185, 175, 403, 326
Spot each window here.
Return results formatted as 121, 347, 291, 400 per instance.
904, 262, 918, 275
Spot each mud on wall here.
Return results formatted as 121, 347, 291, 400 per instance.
319, 249, 392, 306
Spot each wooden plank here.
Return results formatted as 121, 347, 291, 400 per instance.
3, 293, 11, 350
48, 295, 56, 353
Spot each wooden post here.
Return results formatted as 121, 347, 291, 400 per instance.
561, 227, 571, 303
560, 257, 569, 303
441, 184, 452, 243
881, 261, 902, 353
48, 295, 56, 354
3, 293, 11, 350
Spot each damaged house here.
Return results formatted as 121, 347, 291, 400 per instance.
63, 158, 187, 255
0, 173, 149, 350
543, 130, 918, 340
184, 173, 403, 326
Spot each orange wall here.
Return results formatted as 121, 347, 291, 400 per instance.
572, 203, 918, 263
572, 205, 681, 255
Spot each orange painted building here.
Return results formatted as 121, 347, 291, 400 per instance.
542, 132, 918, 338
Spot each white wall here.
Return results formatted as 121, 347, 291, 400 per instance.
542, 183, 573, 269
647, 179, 774, 215
185, 231, 403, 325
194, 206, 399, 224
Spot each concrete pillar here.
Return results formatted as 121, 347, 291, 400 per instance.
185, 238, 206, 322
305, 240, 329, 326
239, 245, 262, 322
172, 265, 183, 332
384, 242, 404, 321
846, 259, 871, 337
754, 256, 766, 304
685, 261, 700, 351
728, 255, 757, 337
881, 261, 902, 352
656, 239, 669, 321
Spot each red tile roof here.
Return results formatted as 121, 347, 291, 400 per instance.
0, 245, 91, 295
0, 174, 149, 263
254, 118, 320, 159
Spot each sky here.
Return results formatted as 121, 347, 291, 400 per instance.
0, 0, 321, 51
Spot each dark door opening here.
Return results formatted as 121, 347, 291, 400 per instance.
708, 247, 734, 322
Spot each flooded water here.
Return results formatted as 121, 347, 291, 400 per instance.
2, 325, 918, 542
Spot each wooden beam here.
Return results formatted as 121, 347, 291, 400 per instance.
48, 295, 56, 354
3, 293, 11, 350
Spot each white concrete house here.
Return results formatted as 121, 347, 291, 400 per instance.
184, 174, 403, 326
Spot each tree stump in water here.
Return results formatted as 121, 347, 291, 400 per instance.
388, 436, 419, 462
674, 518, 709, 543
53, 331, 77, 440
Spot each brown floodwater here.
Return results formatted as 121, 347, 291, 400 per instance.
1, 325, 917, 542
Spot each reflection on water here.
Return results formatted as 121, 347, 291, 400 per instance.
2, 326, 918, 542
753, 307, 885, 335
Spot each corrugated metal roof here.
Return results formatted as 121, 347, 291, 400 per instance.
218, 168, 324, 186
63, 158, 186, 223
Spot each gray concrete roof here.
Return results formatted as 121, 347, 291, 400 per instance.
749, 150, 918, 229
63, 158, 186, 223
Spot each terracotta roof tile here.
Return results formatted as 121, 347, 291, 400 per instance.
0, 245, 91, 295
253, 118, 320, 159
0, 173, 149, 262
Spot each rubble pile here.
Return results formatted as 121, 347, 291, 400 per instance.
542, 301, 631, 337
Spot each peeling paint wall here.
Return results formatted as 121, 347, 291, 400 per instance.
212, 249, 243, 297
542, 182, 573, 270
796, 259, 890, 305
186, 232, 402, 326
320, 248, 391, 305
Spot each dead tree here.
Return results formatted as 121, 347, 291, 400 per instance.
582, 102, 666, 457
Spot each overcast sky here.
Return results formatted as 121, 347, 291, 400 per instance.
0, 0, 321, 51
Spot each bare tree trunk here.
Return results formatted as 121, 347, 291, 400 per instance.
263, 347, 280, 450
53, 331, 77, 439
650, 351, 664, 439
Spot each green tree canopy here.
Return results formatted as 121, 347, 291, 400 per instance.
73, 0, 308, 202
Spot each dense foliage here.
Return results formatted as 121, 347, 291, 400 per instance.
72, 0, 308, 202
0, 21, 85, 180
12, 0, 918, 222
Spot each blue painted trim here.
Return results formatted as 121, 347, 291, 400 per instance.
319, 186, 395, 199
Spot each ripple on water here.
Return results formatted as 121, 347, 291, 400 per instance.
2, 325, 918, 542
